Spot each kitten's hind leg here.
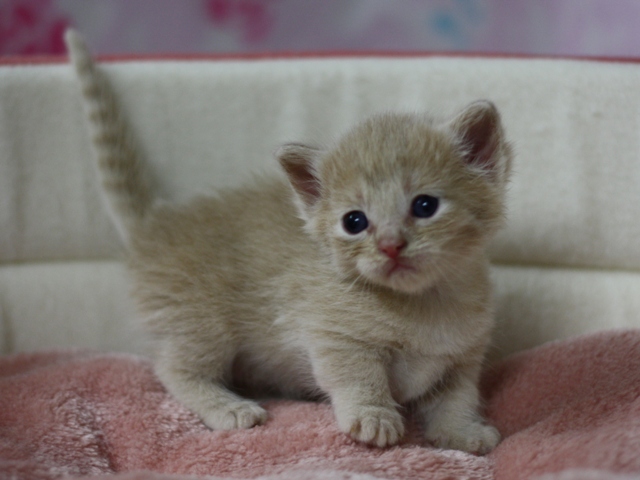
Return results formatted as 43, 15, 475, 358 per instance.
154, 343, 267, 430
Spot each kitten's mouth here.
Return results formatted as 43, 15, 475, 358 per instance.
384, 259, 416, 277
361, 257, 431, 294
372, 258, 431, 294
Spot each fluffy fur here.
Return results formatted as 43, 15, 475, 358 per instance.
66, 30, 512, 452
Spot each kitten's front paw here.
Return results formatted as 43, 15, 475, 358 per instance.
338, 405, 405, 448
425, 420, 500, 455
201, 400, 268, 430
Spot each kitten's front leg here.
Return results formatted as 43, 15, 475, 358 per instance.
418, 361, 499, 454
311, 342, 404, 447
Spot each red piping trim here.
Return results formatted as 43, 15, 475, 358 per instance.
2, 50, 640, 66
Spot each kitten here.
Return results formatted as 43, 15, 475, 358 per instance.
65, 30, 512, 453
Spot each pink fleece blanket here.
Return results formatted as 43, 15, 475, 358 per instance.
2, 330, 640, 480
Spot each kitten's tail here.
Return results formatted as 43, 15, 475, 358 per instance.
65, 29, 154, 244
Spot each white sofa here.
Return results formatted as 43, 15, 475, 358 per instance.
1, 54, 639, 360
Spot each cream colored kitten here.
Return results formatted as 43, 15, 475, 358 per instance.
66, 30, 512, 453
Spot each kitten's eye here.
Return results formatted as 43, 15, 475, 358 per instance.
342, 211, 369, 234
411, 195, 439, 218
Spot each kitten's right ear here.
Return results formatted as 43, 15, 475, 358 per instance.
447, 100, 512, 185
277, 143, 323, 218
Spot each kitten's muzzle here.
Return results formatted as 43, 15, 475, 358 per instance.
378, 239, 407, 260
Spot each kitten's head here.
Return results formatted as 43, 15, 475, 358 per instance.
278, 101, 512, 294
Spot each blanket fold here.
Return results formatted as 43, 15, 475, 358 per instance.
1, 330, 639, 480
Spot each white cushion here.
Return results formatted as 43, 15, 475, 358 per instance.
1, 56, 639, 357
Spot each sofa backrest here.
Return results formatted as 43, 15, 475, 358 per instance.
1, 55, 639, 358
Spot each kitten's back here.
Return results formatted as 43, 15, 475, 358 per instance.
127, 176, 312, 326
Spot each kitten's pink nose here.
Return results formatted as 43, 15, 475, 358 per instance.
378, 239, 407, 259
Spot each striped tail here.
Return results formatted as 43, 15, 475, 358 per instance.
65, 29, 154, 244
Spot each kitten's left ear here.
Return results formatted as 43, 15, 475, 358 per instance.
277, 143, 323, 219
448, 100, 512, 183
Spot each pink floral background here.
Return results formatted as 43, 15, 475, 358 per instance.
2, 0, 640, 58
